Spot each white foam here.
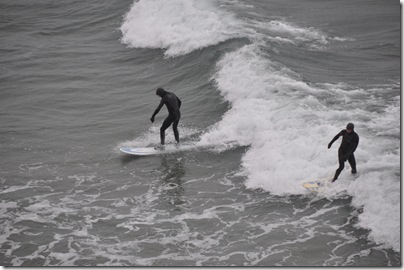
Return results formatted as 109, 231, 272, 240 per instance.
0, 201, 17, 216
263, 20, 328, 44
117, 124, 200, 150
120, 0, 244, 57
200, 44, 334, 193
246, 19, 351, 49
200, 44, 400, 251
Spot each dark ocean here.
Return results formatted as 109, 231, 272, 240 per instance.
0, 0, 400, 266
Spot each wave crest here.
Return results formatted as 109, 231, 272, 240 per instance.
120, 0, 243, 57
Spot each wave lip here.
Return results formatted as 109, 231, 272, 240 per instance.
120, 0, 244, 57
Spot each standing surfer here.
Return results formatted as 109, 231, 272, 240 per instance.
151, 87, 182, 146
328, 123, 359, 182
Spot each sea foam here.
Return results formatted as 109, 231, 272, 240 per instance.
120, 0, 243, 57
199, 44, 336, 194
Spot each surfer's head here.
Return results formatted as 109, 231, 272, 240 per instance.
346, 123, 354, 133
156, 87, 166, 97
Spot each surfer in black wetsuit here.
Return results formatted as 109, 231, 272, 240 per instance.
328, 123, 359, 182
150, 87, 182, 146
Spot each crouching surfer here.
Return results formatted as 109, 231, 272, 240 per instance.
150, 87, 182, 148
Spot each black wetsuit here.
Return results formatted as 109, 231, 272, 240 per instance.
151, 90, 182, 145
328, 130, 359, 181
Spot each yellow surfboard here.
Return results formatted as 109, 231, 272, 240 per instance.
302, 181, 323, 192
303, 178, 333, 192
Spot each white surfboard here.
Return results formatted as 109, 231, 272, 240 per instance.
120, 144, 194, 156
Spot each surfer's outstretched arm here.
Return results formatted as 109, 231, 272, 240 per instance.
151, 100, 164, 123
328, 131, 342, 149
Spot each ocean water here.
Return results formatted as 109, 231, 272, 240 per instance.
0, 0, 400, 266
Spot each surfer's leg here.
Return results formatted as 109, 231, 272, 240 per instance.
333, 150, 345, 182
160, 116, 173, 145
333, 162, 344, 182
348, 154, 357, 173
172, 117, 180, 144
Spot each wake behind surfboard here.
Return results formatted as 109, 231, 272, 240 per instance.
120, 144, 195, 156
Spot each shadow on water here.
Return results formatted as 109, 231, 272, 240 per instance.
159, 156, 186, 207
119, 153, 142, 165
118, 151, 187, 207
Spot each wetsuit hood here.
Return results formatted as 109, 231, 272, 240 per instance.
156, 87, 166, 97
346, 123, 354, 131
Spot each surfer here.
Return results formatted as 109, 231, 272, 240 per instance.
328, 123, 359, 182
150, 87, 182, 146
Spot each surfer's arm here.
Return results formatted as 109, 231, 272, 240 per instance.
151, 100, 164, 122
177, 97, 182, 109
353, 134, 359, 152
328, 130, 343, 149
